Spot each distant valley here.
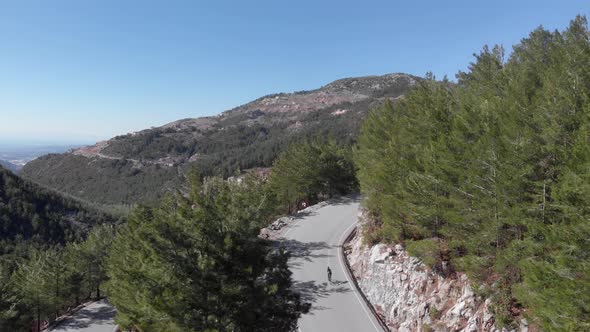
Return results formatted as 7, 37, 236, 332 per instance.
0, 160, 20, 173
0, 143, 83, 173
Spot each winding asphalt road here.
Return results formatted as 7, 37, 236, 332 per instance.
53, 198, 381, 332
50, 299, 117, 332
282, 197, 384, 332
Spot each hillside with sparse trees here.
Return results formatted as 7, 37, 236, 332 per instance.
21, 73, 418, 205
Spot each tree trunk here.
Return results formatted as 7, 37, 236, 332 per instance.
55, 269, 60, 318
37, 301, 41, 332
542, 181, 546, 224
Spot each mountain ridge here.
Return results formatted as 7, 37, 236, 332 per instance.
22, 72, 420, 205
0, 165, 114, 245
0, 160, 19, 173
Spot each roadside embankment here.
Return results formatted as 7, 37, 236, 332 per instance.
344, 211, 529, 332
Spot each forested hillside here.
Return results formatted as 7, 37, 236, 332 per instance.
103, 141, 356, 331
0, 165, 114, 246
0, 160, 19, 173
107, 176, 306, 331
22, 73, 418, 205
0, 165, 118, 331
356, 16, 589, 330
1, 139, 357, 331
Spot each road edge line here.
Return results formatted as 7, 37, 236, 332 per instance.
339, 224, 391, 332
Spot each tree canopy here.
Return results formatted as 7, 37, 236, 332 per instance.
269, 140, 358, 214
355, 16, 590, 331
107, 176, 307, 331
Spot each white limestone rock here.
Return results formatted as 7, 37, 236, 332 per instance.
345, 210, 529, 332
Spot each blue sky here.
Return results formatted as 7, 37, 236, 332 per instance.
0, 1, 588, 143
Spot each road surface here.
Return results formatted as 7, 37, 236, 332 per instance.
52, 198, 381, 332
50, 299, 117, 332
282, 197, 384, 332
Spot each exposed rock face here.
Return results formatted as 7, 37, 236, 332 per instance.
225, 73, 418, 117
345, 211, 528, 332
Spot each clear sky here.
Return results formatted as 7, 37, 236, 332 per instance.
0, 0, 588, 144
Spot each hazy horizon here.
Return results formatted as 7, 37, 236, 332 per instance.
0, 136, 97, 146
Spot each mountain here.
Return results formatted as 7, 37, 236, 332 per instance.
0, 164, 118, 332
0, 160, 19, 173
0, 165, 115, 247
22, 73, 420, 205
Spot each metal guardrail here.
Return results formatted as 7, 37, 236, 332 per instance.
340, 226, 391, 332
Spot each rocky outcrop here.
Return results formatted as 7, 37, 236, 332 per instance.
345, 211, 528, 332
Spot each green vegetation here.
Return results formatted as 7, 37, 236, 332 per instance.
22, 154, 180, 205
22, 74, 416, 205
9, 16, 589, 330
0, 165, 114, 246
269, 140, 358, 213
22, 115, 363, 206
104, 140, 357, 331
106, 176, 307, 331
2, 138, 355, 331
0, 225, 115, 331
355, 16, 590, 330
193, 115, 361, 180
0, 165, 118, 331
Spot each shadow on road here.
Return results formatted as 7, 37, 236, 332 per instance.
291, 195, 360, 221
292, 209, 318, 220
292, 280, 351, 314
51, 301, 116, 331
325, 195, 361, 205
330, 280, 348, 286
279, 239, 334, 265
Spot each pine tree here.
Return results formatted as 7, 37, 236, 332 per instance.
355, 15, 590, 330
107, 177, 306, 331
269, 140, 357, 214
12, 251, 52, 332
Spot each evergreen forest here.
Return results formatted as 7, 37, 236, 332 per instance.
1, 15, 589, 332
355, 16, 590, 330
